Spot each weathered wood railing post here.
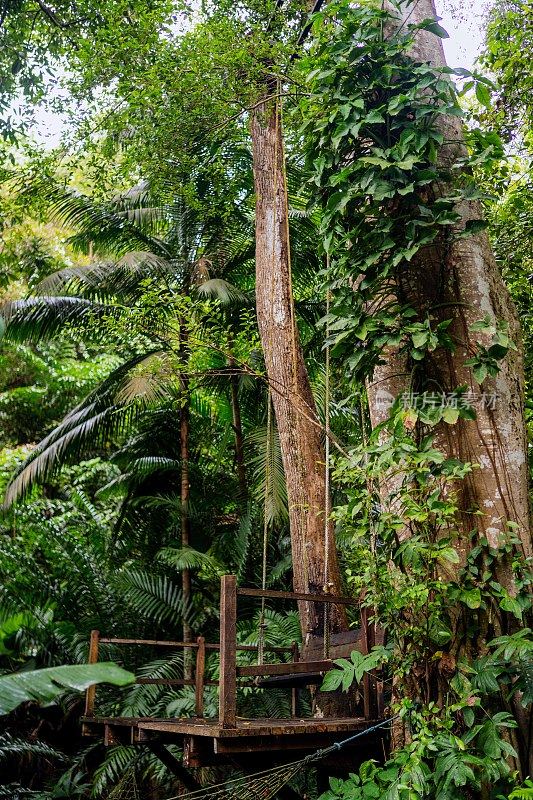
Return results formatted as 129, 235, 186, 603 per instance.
84, 629, 100, 718
219, 574, 237, 728
195, 636, 206, 718
291, 640, 299, 718
360, 608, 378, 720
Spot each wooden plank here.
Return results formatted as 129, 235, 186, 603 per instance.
84, 630, 99, 718
100, 637, 200, 647
256, 672, 323, 688
183, 735, 217, 767
219, 574, 237, 728
237, 660, 332, 678
139, 719, 220, 737
135, 678, 219, 686
82, 716, 152, 726
237, 587, 359, 606
104, 723, 131, 746
195, 636, 206, 718
99, 637, 291, 654
137, 716, 372, 738
236, 644, 294, 653
214, 727, 370, 754
304, 629, 363, 660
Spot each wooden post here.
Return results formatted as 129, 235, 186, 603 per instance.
219, 575, 237, 728
291, 641, 299, 718
84, 629, 100, 718
195, 636, 206, 718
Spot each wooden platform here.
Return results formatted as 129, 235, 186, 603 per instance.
81, 714, 380, 764
82, 576, 385, 768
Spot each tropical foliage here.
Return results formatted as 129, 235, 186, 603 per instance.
0, 0, 531, 797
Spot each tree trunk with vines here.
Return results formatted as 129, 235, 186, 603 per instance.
251, 92, 347, 645
366, 0, 532, 769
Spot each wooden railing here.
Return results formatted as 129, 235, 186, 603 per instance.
85, 575, 379, 729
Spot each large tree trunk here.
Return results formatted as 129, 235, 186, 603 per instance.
251, 94, 347, 642
367, 0, 532, 769
368, 0, 531, 571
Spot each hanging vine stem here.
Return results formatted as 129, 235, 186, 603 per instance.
258, 387, 273, 666
323, 253, 332, 659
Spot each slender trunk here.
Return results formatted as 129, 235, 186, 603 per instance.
251, 93, 347, 641
229, 357, 248, 500
367, 0, 532, 768
179, 325, 193, 679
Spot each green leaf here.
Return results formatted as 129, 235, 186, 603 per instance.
321, 668, 344, 692
475, 82, 491, 108
461, 588, 482, 609
442, 406, 460, 424
463, 707, 475, 727
411, 332, 428, 349
417, 19, 450, 38
0, 663, 135, 715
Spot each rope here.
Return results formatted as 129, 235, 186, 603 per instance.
323, 254, 332, 659
164, 717, 398, 800
106, 768, 141, 800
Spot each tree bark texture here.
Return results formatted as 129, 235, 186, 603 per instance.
367, 0, 532, 769
368, 0, 532, 572
251, 95, 347, 641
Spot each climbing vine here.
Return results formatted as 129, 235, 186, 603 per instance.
299, 0, 500, 383
299, 1, 532, 797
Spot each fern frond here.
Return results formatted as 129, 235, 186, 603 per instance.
119, 570, 195, 627
0, 733, 65, 763
92, 746, 139, 797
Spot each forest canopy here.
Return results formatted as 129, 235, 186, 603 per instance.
0, 0, 532, 797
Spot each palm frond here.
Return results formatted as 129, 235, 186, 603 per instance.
36, 252, 173, 298
114, 352, 173, 405
0, 784, 52, 798
196, 278, 251, 306
4, 351, 162, 505
0, 297, 109, 343
92, 746, 139, 797
16, 176, 171, 258
120, 652, 184, 717
246, 418, 288, 526
157, 546, 225, 576
70, 488, 106, 528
